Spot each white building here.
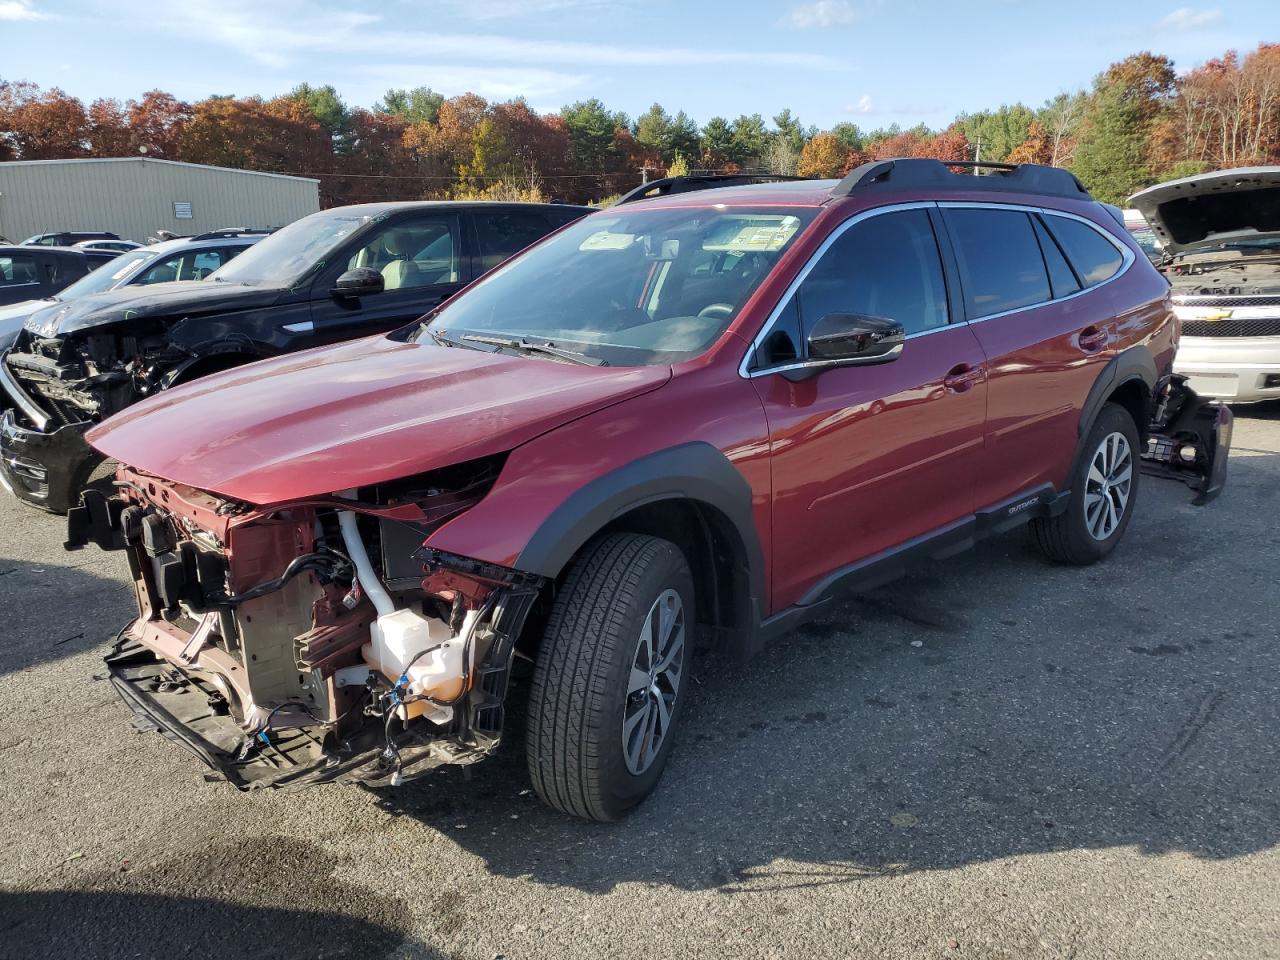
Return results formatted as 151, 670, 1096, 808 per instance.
0, 157, 320, 243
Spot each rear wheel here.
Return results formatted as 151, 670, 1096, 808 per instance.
1031, 402, 1140, 565
526, 533, 693, 821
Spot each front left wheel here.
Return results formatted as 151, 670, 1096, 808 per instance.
526, 533, 694, 821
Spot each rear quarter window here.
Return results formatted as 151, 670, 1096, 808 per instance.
1044, 215, 1125, 287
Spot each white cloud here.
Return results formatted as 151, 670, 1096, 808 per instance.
451, 0, 625, 20
0, 0, 46, 21
1159, 7, 1222, 31
785, 1, 858, 29
148, 1, 848, 72
845, 94, 874, 114
357, 65, 590, 103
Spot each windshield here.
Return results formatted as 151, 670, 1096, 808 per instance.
416, 206, 816, 366
1126, 223, 1162, 262
55, 251, 152, 299
208, 211, 373, 287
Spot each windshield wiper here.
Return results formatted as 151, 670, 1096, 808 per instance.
461, 334, 608, 366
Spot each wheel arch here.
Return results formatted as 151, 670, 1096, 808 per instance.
163, 349, 263, 387
514, 442, 765, 653
1079, 345, 1158, 441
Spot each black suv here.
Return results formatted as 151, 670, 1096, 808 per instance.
1, 201, 590, 512
0, 245, 119, 307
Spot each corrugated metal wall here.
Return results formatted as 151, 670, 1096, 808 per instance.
0, 159, 320, 243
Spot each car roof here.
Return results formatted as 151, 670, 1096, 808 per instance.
621, 179, 841, 209
616, 161, 1093, 212
314, 200, 595, 217
144, 235, 262, 255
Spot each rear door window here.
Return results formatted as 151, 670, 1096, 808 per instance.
1044, 215, 1125, 287
944, 208, 1051, 317
0, 254, 40, 289
475, 211, 555, 272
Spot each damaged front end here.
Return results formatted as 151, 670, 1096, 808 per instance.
1140, 374, 1233, 505
65, 457, 543, 789
1, 323, 177, 511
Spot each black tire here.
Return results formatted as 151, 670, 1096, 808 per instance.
526, 533, 694, 821
1031, 402, 1141, 565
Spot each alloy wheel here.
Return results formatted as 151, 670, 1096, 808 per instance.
622, 588, 685, 775
1084, 431, 1133, 541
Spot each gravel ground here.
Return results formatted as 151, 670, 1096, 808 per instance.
1, 406, 1277, 960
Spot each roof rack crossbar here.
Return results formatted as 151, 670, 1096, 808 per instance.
829, 158, 1090, 200
190, 228, 274, 241
615, 174, 809, 206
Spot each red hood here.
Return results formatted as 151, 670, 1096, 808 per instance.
87, 335, 671, 504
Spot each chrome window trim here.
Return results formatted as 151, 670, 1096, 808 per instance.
741, 200, 1136, 378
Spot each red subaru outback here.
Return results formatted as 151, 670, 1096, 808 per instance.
67, 161, 1230, 821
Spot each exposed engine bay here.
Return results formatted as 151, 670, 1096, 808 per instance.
65, 456, 543, 789
5, 322, 192, 426
1161, 250, 1280, 297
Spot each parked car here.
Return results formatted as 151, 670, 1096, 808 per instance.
1131, 166, 1280, 403
0, 230, 269, 353
1122, 208, 1162, 263
60, 162, 1230, 820
74, 239, 143, 254
1, 201, 591, 511
22, 231, 122, 247
0, 245, 117, 308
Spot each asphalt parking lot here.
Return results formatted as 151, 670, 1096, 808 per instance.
1, 406, 1277, 960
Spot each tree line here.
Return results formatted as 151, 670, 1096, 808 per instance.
2, 43, 1278, 207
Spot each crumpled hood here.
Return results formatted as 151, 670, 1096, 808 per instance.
87, 335, 671, 505
23, 280, 283, 337
1129, 167, 1280, 256
0, 299, 48, 350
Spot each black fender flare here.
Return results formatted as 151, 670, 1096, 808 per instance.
1078, 345, 1158, 439
514, 441, 766, 613
1069, 345, 1158, 486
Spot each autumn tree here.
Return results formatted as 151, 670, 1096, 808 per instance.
86, 98, 131, 156
796, 132, 848, 178
127, 90, 190, 158
1005, 120, 1053, 165
0, 81, 88, 158
1072, 52, 1176, 203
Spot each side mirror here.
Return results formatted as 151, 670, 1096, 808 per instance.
807, 312, 904, 365
332, 267, 384, 299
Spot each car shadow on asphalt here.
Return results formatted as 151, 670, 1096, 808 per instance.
0, 556, 135, 678
0, 889, 431, 960
369, 456, 1280, 895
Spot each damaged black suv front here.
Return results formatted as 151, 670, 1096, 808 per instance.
0, 281, 284, 512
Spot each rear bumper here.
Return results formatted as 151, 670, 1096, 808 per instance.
1173, 336, 1280, 403
1140, 376, 1232, 505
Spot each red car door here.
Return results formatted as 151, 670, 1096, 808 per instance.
940, 205, 1128, 507
746, 205, 989, 612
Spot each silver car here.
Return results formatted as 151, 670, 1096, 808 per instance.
1131, 167, 1280, 403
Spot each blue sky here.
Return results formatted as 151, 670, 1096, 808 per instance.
1, 0, 1276, 131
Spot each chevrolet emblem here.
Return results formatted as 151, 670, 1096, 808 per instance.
1202, 309, 1234, 322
